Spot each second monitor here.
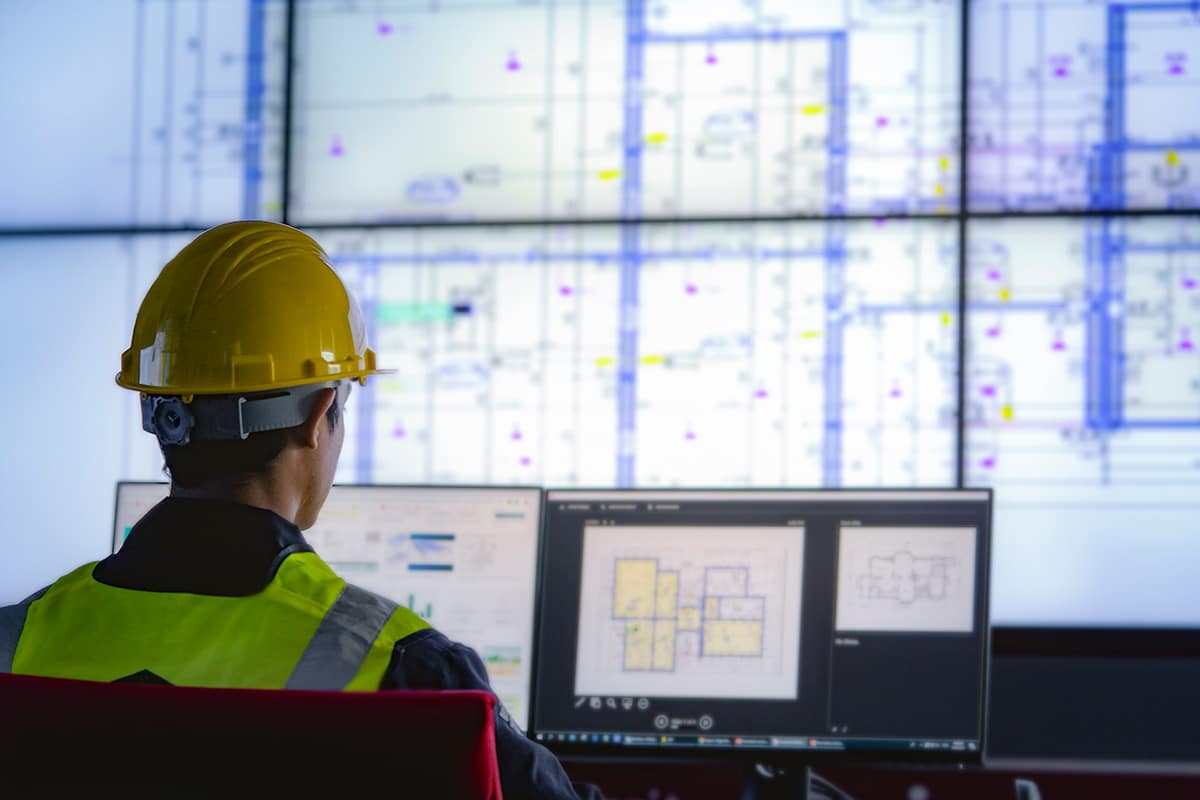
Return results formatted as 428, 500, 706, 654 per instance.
532, 489, 992, 761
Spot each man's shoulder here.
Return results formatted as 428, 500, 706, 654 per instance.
382, 625, 491, 691
392, 624, 454, 655
389, 625, 479, 669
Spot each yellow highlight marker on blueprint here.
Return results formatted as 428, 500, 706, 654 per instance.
640, 354, 665, 365
939, 156, 951, 171
645, 132, 668, 144
1001, 404, 1014, 421
999, 288, 1011, 302
801, 104, 825, 115
800, 330, 822, 339
598, 169, 621, 181
934, 184, 945, 197
941, 313, 953, 327
1167, 150, 1180, 167
594, 356, 615, 367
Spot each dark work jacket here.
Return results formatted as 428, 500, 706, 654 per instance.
90, 497, 601, 800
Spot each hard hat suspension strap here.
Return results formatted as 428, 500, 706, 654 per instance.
141, 381, 341, 446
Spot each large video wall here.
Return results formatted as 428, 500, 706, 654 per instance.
1, 0, 1197, 625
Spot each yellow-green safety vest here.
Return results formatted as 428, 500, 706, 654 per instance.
0, 552, 429, 689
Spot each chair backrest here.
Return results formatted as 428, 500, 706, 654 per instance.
0, 672, 503, 796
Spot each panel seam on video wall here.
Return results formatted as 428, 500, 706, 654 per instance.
956, 0, 971, 489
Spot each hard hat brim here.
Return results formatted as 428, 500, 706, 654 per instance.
116, 367, 397, 396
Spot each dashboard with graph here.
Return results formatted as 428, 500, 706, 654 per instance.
109, 482, 543, 728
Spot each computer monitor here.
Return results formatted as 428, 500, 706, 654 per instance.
531, 489, 992, 762
113, 482, 543, 729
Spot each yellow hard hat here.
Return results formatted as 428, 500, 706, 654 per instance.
118, 221, 388, 396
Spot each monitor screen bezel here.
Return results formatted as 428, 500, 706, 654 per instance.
530, 486, 994, 767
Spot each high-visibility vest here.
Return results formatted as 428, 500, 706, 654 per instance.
0, 553, 429, 689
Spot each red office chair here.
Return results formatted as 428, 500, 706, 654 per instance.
0, 672, 503, 796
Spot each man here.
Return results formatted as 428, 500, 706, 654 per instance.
0, 221, 599, 800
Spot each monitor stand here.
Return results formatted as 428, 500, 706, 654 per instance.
746, 763, 812, 800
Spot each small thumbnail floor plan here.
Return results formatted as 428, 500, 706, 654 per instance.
835, 526, 977, 633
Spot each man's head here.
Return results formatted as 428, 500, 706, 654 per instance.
159, 381, 350, 528
117, 222, 388, 528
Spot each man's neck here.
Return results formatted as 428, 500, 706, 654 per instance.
170, 474, 300, 526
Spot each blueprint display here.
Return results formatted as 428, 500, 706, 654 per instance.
970, 0, 1200, 211
289, 0, 960, 222
0, 0, 287, 228
316, 220, 959, 489
573, 524, 805, 700
967, 216, 1200, 624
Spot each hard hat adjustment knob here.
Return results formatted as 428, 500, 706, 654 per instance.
143, 396, 196, 447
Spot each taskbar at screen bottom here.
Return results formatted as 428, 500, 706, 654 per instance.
536, 731, 980, 756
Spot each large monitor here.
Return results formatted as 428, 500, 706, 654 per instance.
113, 482, 543, 729
532, 489, 992, 762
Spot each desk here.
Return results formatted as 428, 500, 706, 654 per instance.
563, 757, 1200, 799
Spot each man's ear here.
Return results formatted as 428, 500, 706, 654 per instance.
299, 388, 336, 449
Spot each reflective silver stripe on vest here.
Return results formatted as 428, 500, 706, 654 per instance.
284, 584, 397, 690
0, 586, 51, 672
